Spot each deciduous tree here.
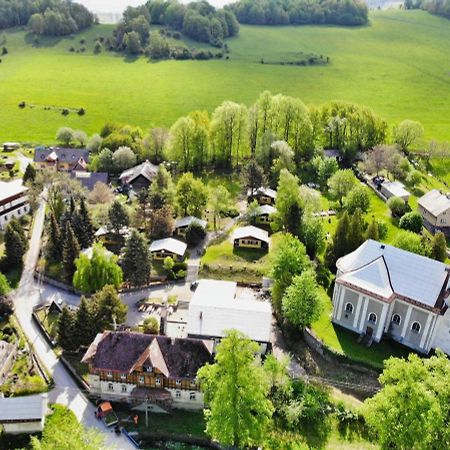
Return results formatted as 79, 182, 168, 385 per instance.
430, 231, 447, 262
393, 119, 424, 153
327, 169, 358, 207
93, 285, 128, 331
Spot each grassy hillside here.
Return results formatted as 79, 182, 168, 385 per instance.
0, 10, 449, 143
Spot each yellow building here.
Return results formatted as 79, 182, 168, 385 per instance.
232, 225, 269, 251
149, 237, 187, 261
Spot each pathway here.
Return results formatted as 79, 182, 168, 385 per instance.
12, 192, 135, 450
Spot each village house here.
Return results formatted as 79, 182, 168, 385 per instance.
81, 331, 213, 411
119, 160, 158, 191
94, 226, 130, 247
173, 216, 207, 238
253, 205, 276, 224
2, 142, 20, 152
149, 238, 187, 261
247, 187, 277, 206
34, 147, 89, 172
332, 239, 450, 355
0, 179, 30, 230
187, 280, 272, 353
70, 172, 108, 191
418, 189, 450, 236
232, 225, 269, 251
0, 395, 47, 434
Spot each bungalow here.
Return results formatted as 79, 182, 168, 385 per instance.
0, 180, 30, 230
119, 160, 158, 191
418, 190, 450, 236
379, 180, 410, 202
0, 395, 47, 434
247, 187, 277, 206
332, 239, 450, 355
173, 216, 207, 238
70, 172, 108, 191
232, 225, 269, 251
94, 226, 130, 246
34, 147, 89, 172
253, 205, 276, 224
81, 331, 214, 411
187, 279, 272, 353
2, 142, 20, 152
149, 238, 187, 261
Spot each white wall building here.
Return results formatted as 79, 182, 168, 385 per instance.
332, 240, 450, 354
0, 395, 47, 434
0, 180, 30, 230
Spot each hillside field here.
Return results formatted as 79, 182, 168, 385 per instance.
0, 9, 449, 144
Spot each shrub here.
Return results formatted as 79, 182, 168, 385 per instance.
387, 196, 409, 218
185, 222, 206, 246
377, 220, 388, 240
77, 108, 86, 116
61, 108, 69, 116
69, 46, 75, 52
399, 211, 423, 233
18, 101, 26, 108
2, 47, 8, 55
142, 316, 159, 334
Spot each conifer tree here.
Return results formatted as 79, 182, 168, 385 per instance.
348, 208, 365, 252
72, 197, 94, 249
93, 285, 128, 331
430, 231, 447, 262
325, 210, 351, 271
47, 212, 62, 261
108, 200, 129, 232
4, 226, 25, 267
366, 218, 379, 241
121, 230, 151, 287
8, 218, 28, 251
73, 297, 96, 348
62, 222, 80, 284
23, 163, 36, 184
57, 306, 77, 351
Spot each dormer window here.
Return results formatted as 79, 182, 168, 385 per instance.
176, 379, 181, 386
139, 376, 145, 384
120, 373, 126, 380
155, 378, 161, 386
107, 371, 112, 378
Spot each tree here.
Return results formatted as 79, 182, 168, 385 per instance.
185, 222, 207, 246
270, 140, 296, 185
399, 211, 423, 233
57, 306, 77, 351
273, 168, 303, 236
87, 134, 103, 153
325, 210, 351, 271
241, 160, 266, 197
392, 231, 429, 257
363, 145, 391, 176
149, 165, 175, 209
282, 270, 322, 329
311, 156, 338, 188
430, 231, 447, 262
121, 230, 151, 287
366, 218, 379, 241
176, 173, 208, 217
197, 330, 274, 448
62, 222, 80, 284
0, 272, 10, 296
92, 148, 114, 172
122, 31, 142, 54
348, 208, 366, 251
88, 182, 114, 204
23, 163, 36, 184
112, 146, 136, 171
345, 185, 370, 214
209, 185, 232, 230
147, 31, 170, 59
71, 197, 94, 249
73, 244, 123, 294
406, 169, 422, 188
302, 215, 325, 259
142, 316, 159, 334
364, 352, 450, 450
271, 234, 311, 313
108, 200, 130, 232
387, 196, 409, 218
150, 205, 174, 239
73, 130, 87, 147
73, 296, 97, 348
327, 169, 358, 207
93, 285, 128, 331
4, 223, 26, 267
56, 127, 75, 146
46, 212, 62, 261
167, 116, 195, 171
393, 120, 424, 153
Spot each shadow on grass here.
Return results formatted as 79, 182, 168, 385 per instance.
232, 246, 267, 262
24, 32, 63, 48
336, 417, 372, 444
123, 54, 140, 63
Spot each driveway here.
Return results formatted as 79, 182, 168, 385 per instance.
13, 193, 135, 450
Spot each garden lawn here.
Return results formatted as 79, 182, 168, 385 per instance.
36, 309, 59, 338
311, 287, 411, 370
1, 10, 450, 143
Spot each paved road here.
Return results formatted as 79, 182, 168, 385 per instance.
13, 194, 135, 450
15, 151, 33, 173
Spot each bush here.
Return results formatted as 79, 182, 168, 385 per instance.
61, 108, 69, 116
142, 316, 159, 334
399, 211, 423, 233
185, 223, 206, 246
18, 101, 26, 108
387, 196, 409, 218
77, 108, 85, 116
377, 220, 388, 240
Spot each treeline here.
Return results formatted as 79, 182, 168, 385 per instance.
404, 0, 450, 20
110, 0, 239, 55
229, 0, 368, 26
0, 0, 94, 35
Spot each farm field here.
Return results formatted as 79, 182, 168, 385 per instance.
0, 10, 450, 144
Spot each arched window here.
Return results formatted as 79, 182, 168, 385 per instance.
345, 303, 354, 314
368, 313, 377, 324
392, 314, 401, 326
411, 322, 421, 333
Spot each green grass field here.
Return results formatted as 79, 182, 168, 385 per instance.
0, 10, 450, 144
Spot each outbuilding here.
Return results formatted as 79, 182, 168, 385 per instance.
253, 205, 276, 224
247, 187, 277, 206
173, 216, 207, 238
379, 181, 410, 203
232, 225, 269, 251
0, 395, 47, 434
149, 238, 187, 261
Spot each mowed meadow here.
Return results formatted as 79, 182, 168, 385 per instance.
0, 9, 450, 143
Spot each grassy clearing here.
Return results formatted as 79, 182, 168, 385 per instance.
311, 288, 411, 370
36, 309, 59, 338
1, 11, 450, 143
